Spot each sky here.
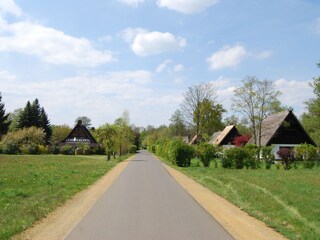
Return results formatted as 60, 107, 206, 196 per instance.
0, 0, 319, 128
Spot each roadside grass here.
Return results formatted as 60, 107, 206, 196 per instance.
0, 154, 129, 240
163, 158, 320, 240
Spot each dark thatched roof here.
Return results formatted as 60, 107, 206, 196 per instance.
247, 109, 316, 146
61, 120, 98, 147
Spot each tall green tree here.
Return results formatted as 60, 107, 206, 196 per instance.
114, 111, 135, 156
96, 123, 117, 160
169, 109, 187, 137
181, 82, 225, 141
302, 61, 320, 145
18, 99, 52, 142
232, 76, 283, 148
0, 93, 11, 139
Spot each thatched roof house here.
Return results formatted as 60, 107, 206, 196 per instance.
247, 109, 316, 158
209, 125, 241, 146
61, 120, 99, 147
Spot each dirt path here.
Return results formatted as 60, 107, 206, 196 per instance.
13, 152, 286, 240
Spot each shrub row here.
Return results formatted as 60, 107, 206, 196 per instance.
149, 139, 219, 167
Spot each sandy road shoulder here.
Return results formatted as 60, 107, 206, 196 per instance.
13, 157, 133, 240
163, 163, 287, 240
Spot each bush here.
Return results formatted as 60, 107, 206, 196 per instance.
197, 143, 217, 167
60, 145, 74, 155
129, 145, 137, 154
168, 140, 193, 167
261, 146, 274, 169
0, 127, 46, 154
277, 148, 295, 170
244, 144, 260, 169
48, 145, 60, 154
222, 147, 250, 169
295, 144, 319, 169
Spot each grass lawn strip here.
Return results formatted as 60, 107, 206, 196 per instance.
0, 154, 131, 240
163, 163, 286, 240
13, 155, 134, 240
161, 158, 320, 240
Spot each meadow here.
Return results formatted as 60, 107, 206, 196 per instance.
165, 158, 320, 240
0, 154, 125, 240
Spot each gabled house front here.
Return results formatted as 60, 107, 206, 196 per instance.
209, 125, 241, 147
247, 109, 316, 159
61, 120, 99, 148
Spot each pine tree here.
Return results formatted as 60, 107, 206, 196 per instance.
40, 107, 52, 142
17, 101, 33, 128
0, 93, 11, 138
18, 99, 52, 142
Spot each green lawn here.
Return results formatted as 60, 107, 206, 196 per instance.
0, 154, 125, 240
165, 158, 320, 240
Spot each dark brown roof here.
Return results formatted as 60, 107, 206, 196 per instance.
247, 110, 316, 146
62, 120, 98, 146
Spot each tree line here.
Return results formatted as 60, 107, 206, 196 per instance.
0, 61, 319, 155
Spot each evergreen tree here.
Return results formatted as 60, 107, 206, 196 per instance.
0, 93, 11, 138
18, 99, 52, 142
40, 107, 52, 142
17, 101, 33, 128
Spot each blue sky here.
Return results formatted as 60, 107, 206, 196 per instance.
0, 0, 319, 128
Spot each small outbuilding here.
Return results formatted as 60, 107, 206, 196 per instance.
61, 120, 99, 148
209, 125, 241, 147
247, 109, 316, 158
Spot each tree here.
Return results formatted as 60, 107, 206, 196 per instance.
301, 61, 320, 145
75, 116, 92, 128
232, 76, 283, 148
169, 109, 187, 137
181, 82, 225, 141
8, 108, 22, 132
114, 111, 135, 156
51, 125, 71, 145
18, 99, 52, 142
0, 93, 11, 139
96, 123, 117, 160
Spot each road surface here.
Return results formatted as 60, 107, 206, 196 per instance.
66, 151, 234, 240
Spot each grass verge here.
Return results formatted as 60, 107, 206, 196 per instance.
0, 154, 129, 240
162, 158, 320, 240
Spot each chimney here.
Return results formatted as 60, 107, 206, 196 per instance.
78, 120, 83, 125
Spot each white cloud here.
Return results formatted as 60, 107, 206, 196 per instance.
256, 50, 273, 59
156, 59, 172, 73
0, 69, 16, 81
173, 64, 184, 72
207, 45, 247, 70
118, 0, 144, 7
98, 35, 112, 43
131, 31, 186, 56
0, 1, 113, 67
157, 0, 218, 14
121, 28, 186, 56
120, 27, 147, 43
274, 78, 312, 114
0, 0, 23, 17
0, 70, 184, 127
0, 21, 113, 66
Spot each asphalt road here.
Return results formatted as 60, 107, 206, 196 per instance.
65, 151, 234, 240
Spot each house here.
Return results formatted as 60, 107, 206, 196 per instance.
61, 120, 99, 148
209, 125, 241, 147
247, 109, 316, 159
